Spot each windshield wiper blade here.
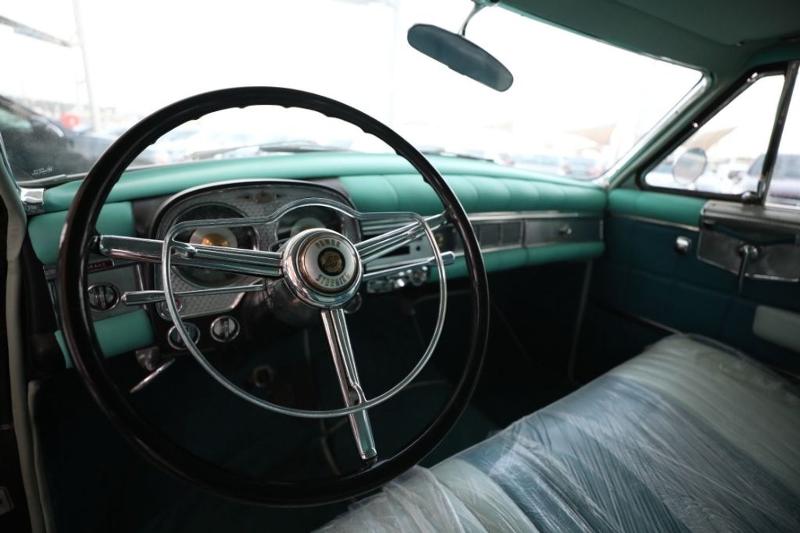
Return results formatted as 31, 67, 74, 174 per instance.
257, 141, 349, 153
14, 161, 176, 188
16, 171, 86, 188
420, 148, 493, 162
189, 140, 349, 161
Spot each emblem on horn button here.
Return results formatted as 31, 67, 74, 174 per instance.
295, 231, 359, 294
318, 248, 345, 276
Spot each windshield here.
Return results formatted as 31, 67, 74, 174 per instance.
1, 0, 700, 182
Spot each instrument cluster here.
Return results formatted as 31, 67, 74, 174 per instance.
150, 180, 358, 320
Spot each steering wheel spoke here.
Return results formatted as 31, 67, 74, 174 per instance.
95, 234, 283, 277
121, 281, 266, 306
356, 213, 445, 264
320, 308, 377, 461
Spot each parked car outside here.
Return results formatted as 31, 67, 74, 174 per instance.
733, 153, 800, 203
0, 95, 91, 180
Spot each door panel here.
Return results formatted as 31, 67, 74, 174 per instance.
583, 190, 800, 377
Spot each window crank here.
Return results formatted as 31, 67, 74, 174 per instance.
736, 243, 759, 294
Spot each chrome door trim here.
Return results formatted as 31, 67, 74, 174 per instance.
609, 214, 699, 233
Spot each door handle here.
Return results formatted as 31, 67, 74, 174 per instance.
674, 236, 692, 255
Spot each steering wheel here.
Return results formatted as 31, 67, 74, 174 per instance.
58, 87, 490, 505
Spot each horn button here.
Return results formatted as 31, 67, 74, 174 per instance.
283, 229, 362, 308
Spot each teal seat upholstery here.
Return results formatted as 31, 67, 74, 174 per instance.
321, 335, 800, 532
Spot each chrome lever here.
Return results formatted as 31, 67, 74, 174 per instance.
130, 347, 175, 393
122, 282, 266, 306
737, 243, 759, 294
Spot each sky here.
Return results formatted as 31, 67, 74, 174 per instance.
2, 0, 703, 165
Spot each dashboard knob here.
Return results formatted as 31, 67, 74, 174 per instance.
410, 267, 428, 286
210, 316, 240, 343
167, 322, 201, 350
87, 283, 119, 311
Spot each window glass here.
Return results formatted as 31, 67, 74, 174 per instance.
643, 75, 784, 196
767, 80, 800, 207
0, 107, 32, 131
0, 0, 700, 182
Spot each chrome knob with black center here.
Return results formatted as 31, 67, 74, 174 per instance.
87, 283, 119, 311
210, 315, 240, 343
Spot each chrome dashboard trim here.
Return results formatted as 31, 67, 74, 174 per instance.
609, 214, 699, 233
360, 210, 598, 234
364, 210, 604, 279
524, 217, 602, 248
148, 178, 356, 237
19, 186, 45, 215
468, 210, 597, 222
46, 261, 145, 322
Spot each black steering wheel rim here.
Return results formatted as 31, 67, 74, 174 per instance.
57, 87, 490, 505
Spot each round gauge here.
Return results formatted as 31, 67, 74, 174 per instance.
170, 204, 256, 287
189, 227, 239, 248
276, 207, 343, 248
290, 216, 325, 237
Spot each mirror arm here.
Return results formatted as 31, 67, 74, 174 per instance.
459, 0, 498, 36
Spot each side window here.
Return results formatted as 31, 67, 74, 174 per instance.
767, 80, 800, 207
643, 74, 784, 196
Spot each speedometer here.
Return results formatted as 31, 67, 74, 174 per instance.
173, 204, 256, 287
189, 227, 239, 248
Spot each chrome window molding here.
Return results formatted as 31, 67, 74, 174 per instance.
633, 64, 797, 202
760, 61, 799, 205
605, 73, 711, 188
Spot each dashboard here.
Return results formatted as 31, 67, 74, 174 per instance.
27, 153, 607, 365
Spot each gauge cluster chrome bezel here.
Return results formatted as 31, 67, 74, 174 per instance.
148, 179, 359, 319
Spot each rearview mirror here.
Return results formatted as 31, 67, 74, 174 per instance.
672, 147, 707, 185
407, 24, 513, 92
407, 1, 513, 92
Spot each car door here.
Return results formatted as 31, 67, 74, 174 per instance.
581, 62, 800, 378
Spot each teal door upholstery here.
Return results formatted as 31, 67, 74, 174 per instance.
584, 189, 800, 375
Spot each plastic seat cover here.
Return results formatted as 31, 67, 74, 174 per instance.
320, 335, 800, 532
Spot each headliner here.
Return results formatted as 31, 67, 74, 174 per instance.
504, 0, 800, 73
